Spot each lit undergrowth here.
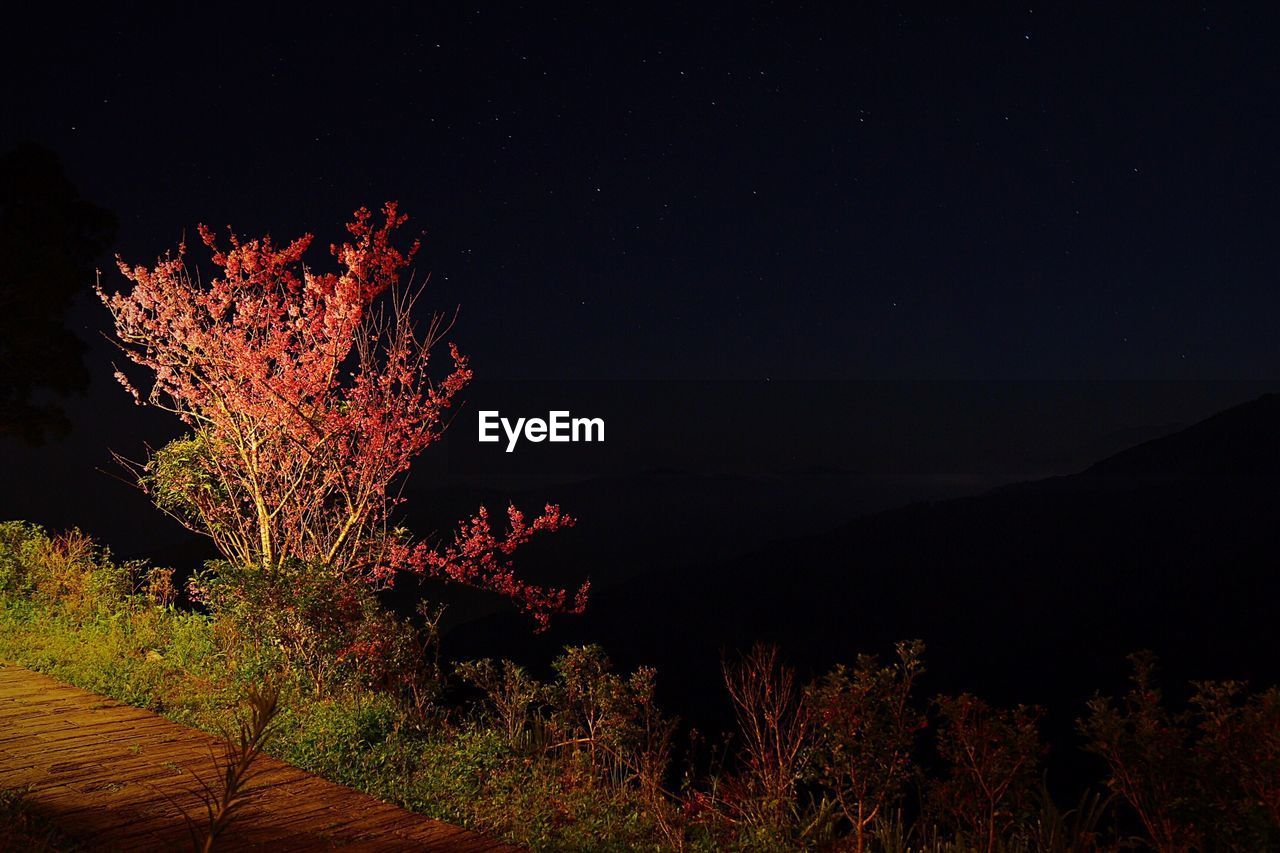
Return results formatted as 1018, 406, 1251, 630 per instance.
0, 600, 233, 723
5, 522, 1277, 851
0, 522, 674, 851
0, 604, 669, 850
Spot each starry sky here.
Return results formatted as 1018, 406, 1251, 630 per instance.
6, 2, 1280, 384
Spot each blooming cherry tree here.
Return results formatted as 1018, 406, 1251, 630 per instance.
98, 203, 586, 626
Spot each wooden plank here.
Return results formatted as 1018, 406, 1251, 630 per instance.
299, 803, 421, 836
0, 664, 521, 851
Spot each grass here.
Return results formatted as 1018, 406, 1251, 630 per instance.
0, 523, 673, 851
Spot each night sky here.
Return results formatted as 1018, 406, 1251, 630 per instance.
4, 4, 1280, 554
6, 3, 1280, 382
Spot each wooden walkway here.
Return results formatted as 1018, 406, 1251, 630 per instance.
0, 663, 518, 851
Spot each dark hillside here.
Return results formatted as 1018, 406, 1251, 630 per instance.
446, 394, 1280, 787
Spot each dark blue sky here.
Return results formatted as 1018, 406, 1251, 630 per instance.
6, 3, 1280, 382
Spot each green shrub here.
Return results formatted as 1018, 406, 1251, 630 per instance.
0, 521, 42, 595
279, 695, 402, 777
0, 521, 136, 619
804, 639, 924, 849
1081, 653, 1280, 850
193, 559, 443, 708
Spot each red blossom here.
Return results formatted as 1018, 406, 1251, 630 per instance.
385, 502, 589, 630
98, 203, 586, 626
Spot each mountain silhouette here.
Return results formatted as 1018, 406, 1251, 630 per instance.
443, 392, 1280, 785
1083, 392, 1280, 478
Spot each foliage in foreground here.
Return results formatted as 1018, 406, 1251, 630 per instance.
179, 684, 282, 853
1, 521, 1277, 851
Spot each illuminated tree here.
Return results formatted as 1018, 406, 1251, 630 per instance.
98, 203, 586, 626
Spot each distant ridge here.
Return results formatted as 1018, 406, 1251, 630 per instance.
446, 390, 1280, 786
1086, 392, 1280, 478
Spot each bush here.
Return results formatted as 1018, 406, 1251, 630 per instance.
193, 559, 443, 707
1081, 652, 1280, 850
0, 521, 41, 595
279, 694, 403, 783
927, 694, 1046, 851
0, 522, 135, 619
456, 658, 545, 751
804, 639, 925, 851
1193, 680, 1280, 842
706, 644, 814, 847
548, 645, 675, 788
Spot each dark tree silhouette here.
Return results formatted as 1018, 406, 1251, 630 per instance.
0, 143, 116, 444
